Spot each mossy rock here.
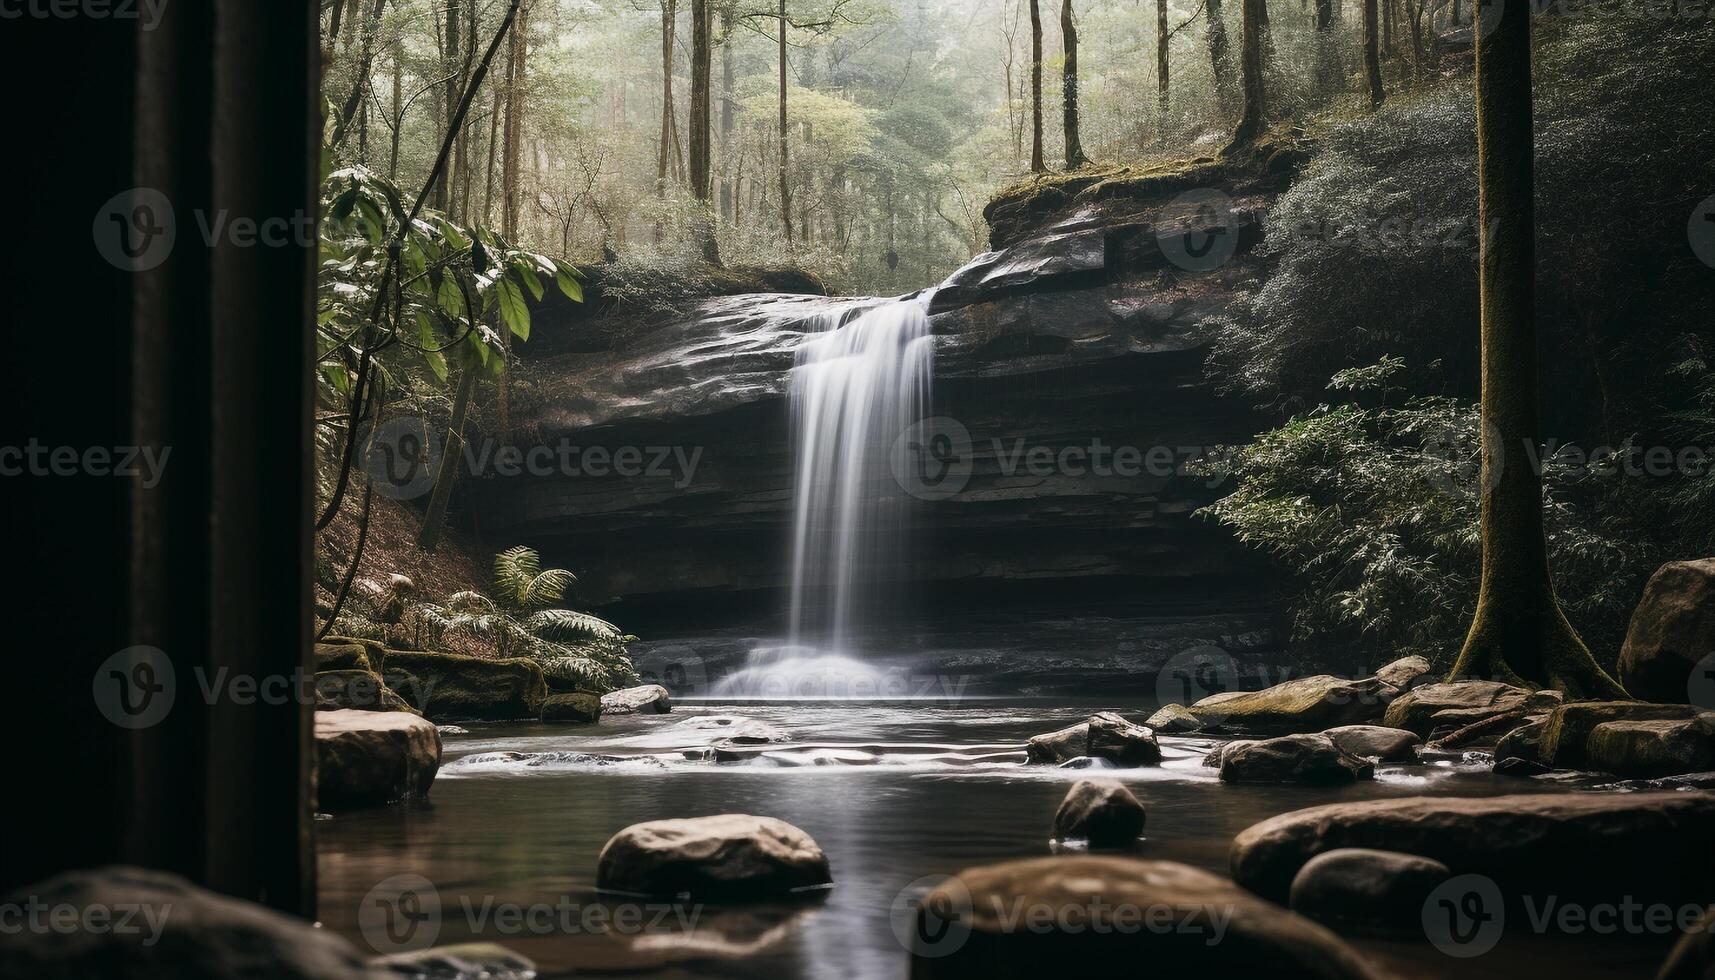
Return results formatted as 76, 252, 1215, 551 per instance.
1585, 714, 1715, 779
1538, 701, 1699, 770
314, 669, 418, 714
542, 692, 602, 724
378, 650, 548, 722
1191, 675, 1388, 735
314, 642, 373, 673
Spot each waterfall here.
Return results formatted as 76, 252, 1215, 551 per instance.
710, 296, 934, 698
787, 297, 934, 653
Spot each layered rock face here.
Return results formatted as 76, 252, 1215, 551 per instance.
478, 177, 1282, 626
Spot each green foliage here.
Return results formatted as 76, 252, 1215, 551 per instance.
408, 546, 638, 691
1198, 360, 1646, 666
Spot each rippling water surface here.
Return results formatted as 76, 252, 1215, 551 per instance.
317, 699, 1675, 979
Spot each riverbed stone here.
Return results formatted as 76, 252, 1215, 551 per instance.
1229, 791, 1715, 905
1537, 701, 1701, 770
1380, 680, 1534, 736
905, 857, 1381, 978
314, 640, 375, 672
1144, 703, 1204, 733
596, 814, 831, 899
1374, 655, 1433, 692
378, 650, 548, 722
1218, 734, 1374, 785
0, 866, 374, 979
314, 708, 441, 810
541, 691, 602, 723
1322, 725, 1421, 763
1025, 712, 1160, 767
1585, 714, 1715, 779
1051, 779, 1145, 847
1493, 716, 1549, 767
1190, 675, 1389, 735
371, 942, 536, 979
1619, 558, 1715, 704
1288, 848, 1451, 933
602, 684, 673, 715
314, 669, 416, 713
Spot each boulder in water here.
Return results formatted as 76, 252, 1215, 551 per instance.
596, 814, 831, 899
1144, 703, 1203, 733
1230, 791, 1715, 904
0, 867, 373, 979
1025, 712, 1160, 767
602, 684, 673, 715
1217, 734, 1374, 785
1321, 725, 1420, 763
1190, 675, 1389, 735
1380, 680, 1534, 736
314, 708, 441, 810
1288, 848, 1451, 934
1051, 779, 1145, 847
542, 691, 602, 723
1586, 714, 1715, 779
904, 857, 1381, 978
1538, 700, 1703, 771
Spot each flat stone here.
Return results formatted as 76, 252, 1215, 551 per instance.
1380, 680, 1533, 736
602, 684, 673, 715
1586, 714, 1715, 779
905, 857, 1381, 978
1051, 779, 1145, 847
1191, 675, 1389, 735
1538, 701, 1701, 770
1218, 734, 1374, 785
1288, 848, 1451, 933
314, 708, 441, 810
1230, 792, 1715, 905
596, 814, 830, 899
1322, 725, 1421, 763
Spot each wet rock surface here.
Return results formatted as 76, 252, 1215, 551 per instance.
1620, 558, 1715, 703
1051, 779, 1146, 847
1288, 848, 1451, 934
1217, 734, 1375, 785
1025, 712, 1161, 767
314, 708, 441, 810
596, 814, 831, 899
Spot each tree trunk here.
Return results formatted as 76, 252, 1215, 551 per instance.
435, 0, 460, 213
778, 0, 793, 241
1364, 0, 1385, 108
689, 0, 721, 264
657, 0, 678, 245
1224, 0, 1266, 152
329, 0, 388, 151
417, 355, 478, 552
1061, 0, 1088, 168
1447, 0, 1626, 699
1157, 0, 1170, 116
1316, 0, 1333, 30
719, 10, 736, 222
1029, 0, 1045, 172
499, 0, 528, 444
482, 85, 501, 225
1206, 0, 1234, 111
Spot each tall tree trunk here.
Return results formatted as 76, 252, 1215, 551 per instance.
1447, 0, 1625, 698
330, 0, 388, 151
689, 0, 721, 264
416, 355, 478, 552
1061, 0, 1089, 168
778, 0, 793, 241
657, 0, 678, 208
482, 86, 501, 225
388, 43, 404, 181
1364, 0, 1385, 108
1316, 0, 1333, 30
499, 0, 528, 445
1030, 0, 1045, 172
435, 0, 461, 213
719, 10, 736, 222
1224, 0, 1266, 152
1157, 0, 1170, 116
1206, 0, 1234, 111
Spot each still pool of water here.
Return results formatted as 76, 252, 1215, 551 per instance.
316, 700, 1679, 979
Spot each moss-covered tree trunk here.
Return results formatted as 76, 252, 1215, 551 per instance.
1061, 0, 1089, 168
1363, 0, 1385, 108
1224, 0, 1266, 153
1206, 0, 1234, 112
1447, 0, 1626, 699
1030, 0, 1046, 173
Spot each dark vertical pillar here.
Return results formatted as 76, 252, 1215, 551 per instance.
0, 0, 318, 916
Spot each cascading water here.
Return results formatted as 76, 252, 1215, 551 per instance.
711, 297, 934, 698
